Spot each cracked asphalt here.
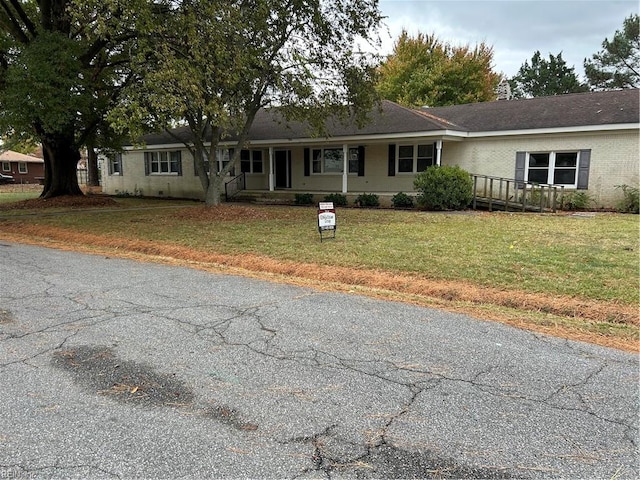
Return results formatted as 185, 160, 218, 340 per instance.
0, 241, 637, 479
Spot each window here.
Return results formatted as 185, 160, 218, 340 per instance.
311, 147, 360, 174
516, 150, 590, 189
109, 153, 123, 175
240, 150, 263, 174
396, 144, 435, 173
1, 162, 9, 172
527, 151, 578, 186
144, 151, 182, 175
18, 162, 27, 174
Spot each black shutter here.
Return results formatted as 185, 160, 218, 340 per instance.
304, 148, 310, 176
358, 146, 365, 176
577, 149, 591, 190
176, 151, 183, 176
515, 151, 526, 188
388, 144, 396, 176
144, 152, 150, 176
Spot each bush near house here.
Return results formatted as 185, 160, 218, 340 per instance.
323, 193, 348, 206
414, 165, 473, 210
562, 191, 594, 211
294, 193, 314, 205
615, 185, 639, 214
354, 193, 380, 207
391, 192, 415, 209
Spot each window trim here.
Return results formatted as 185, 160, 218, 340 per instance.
525, 151, 579, 187
310, 147, 360, 175
395, 143, 435, 174
240, 149, 264, 175
1, 162, 10, 172
144, 150, 182, 176
109, 153, 123, 176
18, 162, 27, 174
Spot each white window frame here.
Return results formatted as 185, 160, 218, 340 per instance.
525, 151, 579, 187
311, 147, 359, 175
396, 144, 435, 174
240, 149, 264, 174
1, 162, 10, 172
18, 162, 27, 174
145, 151, 181, 175
109, 153, 122, 176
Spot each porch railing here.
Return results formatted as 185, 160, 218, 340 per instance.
470, 174, 565, 213
224, 172, 246, 201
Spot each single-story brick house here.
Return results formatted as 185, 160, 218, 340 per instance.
0, 150, 45, 184
102, 89, 639, 208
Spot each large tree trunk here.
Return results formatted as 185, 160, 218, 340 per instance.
40, 133, 83, 198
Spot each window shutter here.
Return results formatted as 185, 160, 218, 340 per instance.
119, 155, 123, 176
388, 144, 396, 176
304, 148, 310, 176
108, 158, 113, 175
176, 152, 183, 176
577, 149, 591, 190
358, 146, 365, 176
144, 152, 150, 176
515, 151, 526, 188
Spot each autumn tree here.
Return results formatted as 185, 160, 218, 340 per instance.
509, 51, 588, 98
114, 0, 382, 206
584, 14, 639, 90
0, 0, 142, 197
376, 30, 500, 107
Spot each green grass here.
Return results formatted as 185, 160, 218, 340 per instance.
3, 201, 638, 305
0, 191, 40, 203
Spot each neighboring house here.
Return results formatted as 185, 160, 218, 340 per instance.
102, 89, 639, 208
0, 150, 45, 184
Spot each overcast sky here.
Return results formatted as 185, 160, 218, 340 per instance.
375, 0, 639, 79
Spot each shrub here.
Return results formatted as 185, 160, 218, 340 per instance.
323, 193, 348, 206
616, 184, 639, 214
413, 166, 473, 210
391, 192, 414, 209
562, 191, 593, 211
354, 193, 380, 207
294, 193, 314, 205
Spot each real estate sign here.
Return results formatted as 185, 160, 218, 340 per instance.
317, 202, 336, 241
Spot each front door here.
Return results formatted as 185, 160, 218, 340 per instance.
274, 150, 291, 189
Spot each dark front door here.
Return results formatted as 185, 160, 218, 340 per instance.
275, 150, 291, 189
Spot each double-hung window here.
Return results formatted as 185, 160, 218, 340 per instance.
527, 152, 578, 186
1, 162, 9, 172
516, 150, 590, 189
109, 153, 123, 175
397, 144, 435, 173
18, 162, 27, 174
240, 150, 263, 174
312, 147, 359, 174
144, 151, 182, 175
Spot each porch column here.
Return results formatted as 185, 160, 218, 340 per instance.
342, 144, 348, 193
436, 140, 442, 166
268, 147, 274, 191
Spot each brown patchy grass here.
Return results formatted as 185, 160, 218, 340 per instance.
0, 207, 637, 353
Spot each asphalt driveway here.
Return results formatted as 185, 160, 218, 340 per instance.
0, 241, 637, 479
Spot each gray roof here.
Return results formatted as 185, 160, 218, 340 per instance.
423, 88, 640, 132
141, 89, 639, 145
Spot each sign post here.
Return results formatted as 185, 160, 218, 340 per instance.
317, 201, 336, 242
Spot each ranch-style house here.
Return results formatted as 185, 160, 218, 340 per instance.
102, 88, 639, 209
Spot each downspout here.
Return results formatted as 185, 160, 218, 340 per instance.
436, 140, 442, 166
